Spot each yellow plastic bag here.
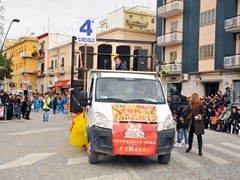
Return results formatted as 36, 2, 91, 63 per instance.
69, 113, 88, 147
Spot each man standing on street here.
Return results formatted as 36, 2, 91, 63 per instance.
42, 94, 51, 122
114, 56, 127, 70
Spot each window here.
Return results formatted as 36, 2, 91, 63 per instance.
170, 51, 177, 63
199, 44, 214, 59
140, 17, 144, 24
61, 54, 65, 67
171, 21, 178, 32
151, 18, 155, 24
200, 13, 204, 25
51, 60, 54, 68
204, 12, 207, 24
212, 9, 215, 22
55, 58, 57, 68
129, 15, 133, 22
200, 9, 216, 26
207, 10, 211, 23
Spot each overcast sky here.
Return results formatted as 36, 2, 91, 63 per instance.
2, 0, 156, 40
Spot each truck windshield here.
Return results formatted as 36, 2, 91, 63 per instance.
95, 78, 166, 104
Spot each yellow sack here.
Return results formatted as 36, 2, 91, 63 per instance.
69, 113, 88, 147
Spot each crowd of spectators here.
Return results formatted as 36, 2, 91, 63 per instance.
168, 87, 240, 147
0, 90, 70, 120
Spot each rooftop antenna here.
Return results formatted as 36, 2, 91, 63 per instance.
48, 18, 50, 33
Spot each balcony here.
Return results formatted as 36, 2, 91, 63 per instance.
225, 16, 240, 33
224, 55, 240, 69
162, 63, 182, 75
35, 70, 45, 77
47, 69, 55, 76
157, 32, 182, 47
56, 67, 66, 74
158, 0, 184, 18
126, 19, 148, 26
19, 68, 36, 74
32, 52, 45, 60
19, 52, 32, 58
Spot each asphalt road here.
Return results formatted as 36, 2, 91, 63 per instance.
0, 111, 240, 180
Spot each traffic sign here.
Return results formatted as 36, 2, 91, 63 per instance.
77, 17, 96, 44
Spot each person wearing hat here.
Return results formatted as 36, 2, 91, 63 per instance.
224, 106, 240, 133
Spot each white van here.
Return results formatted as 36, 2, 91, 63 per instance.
79, 70, 175, 164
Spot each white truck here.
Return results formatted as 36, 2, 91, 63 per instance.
79, 69, 175, 164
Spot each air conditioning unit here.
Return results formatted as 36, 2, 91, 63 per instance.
181, 74, 190, 81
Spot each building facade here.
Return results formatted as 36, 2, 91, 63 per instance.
4, 37, 39, 93
156, 0, 240, 97
98, 6, 156, 33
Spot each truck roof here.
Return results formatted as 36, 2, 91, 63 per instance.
88, 69, 158, 80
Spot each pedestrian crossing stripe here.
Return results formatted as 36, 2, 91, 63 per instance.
1, 143, 240, 170
221, 142, 240, 150
3, 128, 64, 135
0, 153, 55, 169
171, 150, 202, 168
204, 144, 240, 159
191, 147, 230, 165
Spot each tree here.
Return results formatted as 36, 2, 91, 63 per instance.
0, 52, 13, 81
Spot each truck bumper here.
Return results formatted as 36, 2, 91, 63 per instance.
88, 126, 175, 155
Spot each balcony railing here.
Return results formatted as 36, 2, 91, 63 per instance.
19, 52, 32, 58
56, 67, 66, 74
19, 68, 37, 74
47, 69, 55, 76
126, 19, 148, 26
157, 32, 182, 46
37, 70, 45, 77
225, 16, 240, 33
162, 64, 182, 75
224, 55, 240, 69
158, 0, 184, 18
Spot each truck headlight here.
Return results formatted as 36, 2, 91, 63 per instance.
163, 114, 174, 130
95, 112, 110, 129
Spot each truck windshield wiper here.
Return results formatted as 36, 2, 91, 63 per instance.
126, 99, 157, 104
100, 98, 127, 103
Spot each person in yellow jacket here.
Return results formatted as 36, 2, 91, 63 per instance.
42, 93, 51, 122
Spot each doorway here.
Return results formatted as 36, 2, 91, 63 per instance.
205, 83, 219, 96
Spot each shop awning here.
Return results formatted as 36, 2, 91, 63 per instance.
52, 80, 70, 88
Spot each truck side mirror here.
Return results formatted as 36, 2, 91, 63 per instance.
79, 91, 91, 106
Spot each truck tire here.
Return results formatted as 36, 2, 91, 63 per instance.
88, 143, 99, 164
158, 153, 171, 164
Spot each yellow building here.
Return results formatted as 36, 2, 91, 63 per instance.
4, 37, 39, 93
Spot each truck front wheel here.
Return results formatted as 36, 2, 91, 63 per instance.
88, 142, 99, 164
158, 153, 171, 164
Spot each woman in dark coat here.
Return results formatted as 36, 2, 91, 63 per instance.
5, 94, 14, 120
181, 93, 206, 156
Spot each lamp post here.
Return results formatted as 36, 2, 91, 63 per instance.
1, 18, 20, 52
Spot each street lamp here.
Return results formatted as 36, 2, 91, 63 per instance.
1, 18, 20, 52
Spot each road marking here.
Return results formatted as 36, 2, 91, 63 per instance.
191, 147, 230, 165
81, 172, 133, 180
3, 128, 64, 135
67, 157, 88, 165
221, 143, 240, 150
205, 144, 240, 159
171, 150, 202, 168
0, 153, 55, 169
